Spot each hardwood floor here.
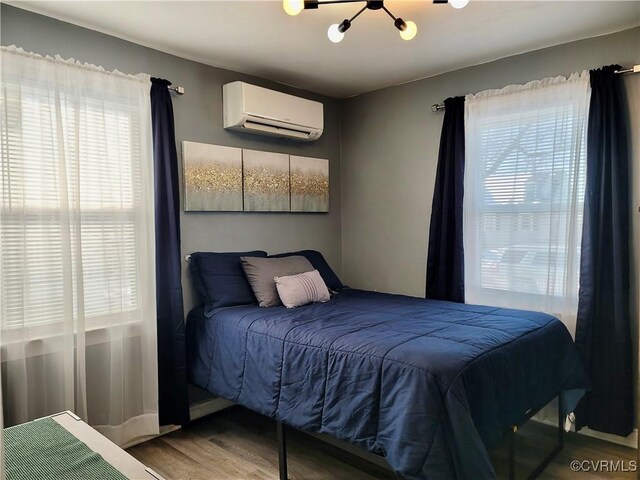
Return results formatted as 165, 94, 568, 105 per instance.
128, 406, 636, 480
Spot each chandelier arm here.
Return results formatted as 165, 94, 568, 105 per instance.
381, 5, 397, 21
308, 0, 366, 6
348, 5, 369, 22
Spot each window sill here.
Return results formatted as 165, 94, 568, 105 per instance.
1, 319, 146, 362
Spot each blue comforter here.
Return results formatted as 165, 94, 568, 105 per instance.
187, 289, 588, 480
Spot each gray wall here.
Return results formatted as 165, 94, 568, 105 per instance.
1, 7, 638, 349
340, 27, 640, 300
2, 4, 639, 434
340, 28, 640, 437
1, 5, 342, 312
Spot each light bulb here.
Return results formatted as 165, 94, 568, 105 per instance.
283, 0, 303, 16
449, 0, 469, 9
399, 21, 417, 41
328, 24, 345, 43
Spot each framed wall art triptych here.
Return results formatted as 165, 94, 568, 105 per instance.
182, 141, 329, 213
242, 150, 290, 212
182, 141, 243, 212
290, 155, 329, 213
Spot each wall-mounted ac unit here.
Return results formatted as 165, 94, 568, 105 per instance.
223, 81, 323, 141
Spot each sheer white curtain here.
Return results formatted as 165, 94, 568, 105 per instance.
1, 378, 4, 479
0, 46, 158, 446
464, 73, 591, 425
463, 72, 591, 337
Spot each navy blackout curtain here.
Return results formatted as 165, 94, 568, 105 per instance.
574, 66, 633, 437
151, 78, 190, 426
426, 96, 465, 303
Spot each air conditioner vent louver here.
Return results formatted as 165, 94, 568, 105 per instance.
241, 121, 311, 139
223, 81, 323, 142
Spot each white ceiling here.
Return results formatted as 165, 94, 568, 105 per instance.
7, 1, 640, 98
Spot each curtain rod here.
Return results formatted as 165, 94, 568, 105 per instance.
168, 85, 185, 95
431, 64, 639, 112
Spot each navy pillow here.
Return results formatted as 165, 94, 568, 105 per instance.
270, 250, 344, 291
189, 251, 267, 315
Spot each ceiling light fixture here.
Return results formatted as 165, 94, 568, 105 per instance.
283, 0, 304, 16
448, 0, 469, 9
284, 0, 463, 42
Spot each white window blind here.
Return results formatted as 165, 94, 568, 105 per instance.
464, 72, 591, 335
1, 46, 158, 446
1, 61, 147, 330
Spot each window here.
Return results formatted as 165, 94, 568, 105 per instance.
1, 47, 157, 444
0, 52, 154, 334
464, 73, 591, 330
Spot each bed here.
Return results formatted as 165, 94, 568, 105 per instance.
186, 286, 588, 480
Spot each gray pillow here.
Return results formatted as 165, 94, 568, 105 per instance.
275, 270, 331, 309
241, 255, 314, 307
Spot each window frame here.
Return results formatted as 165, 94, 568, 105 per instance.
1, 75, 149, 334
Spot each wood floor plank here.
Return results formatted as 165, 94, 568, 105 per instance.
129, 438, 221, 480
161, 432, 266, 479
128, 406, 636, 480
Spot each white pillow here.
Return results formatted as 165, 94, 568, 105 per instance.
274, 269, 331, 308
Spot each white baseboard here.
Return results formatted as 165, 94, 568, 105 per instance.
123, 398, 233, 450
123, 424, 181, 449
125, 400, 637, 458
533, 418, 638, 449
186, 398, 638, 452
189, 397, 234, 421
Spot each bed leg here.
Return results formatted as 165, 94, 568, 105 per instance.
525, 394, 564, 480
505, 393, 566, 480
557, 395, 564, 449
277, 421, 288, 480
508, 425, 517, 480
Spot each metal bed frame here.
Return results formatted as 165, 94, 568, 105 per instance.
274, 392, 565, 480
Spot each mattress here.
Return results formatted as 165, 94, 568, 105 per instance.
186, 288, 588, 480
